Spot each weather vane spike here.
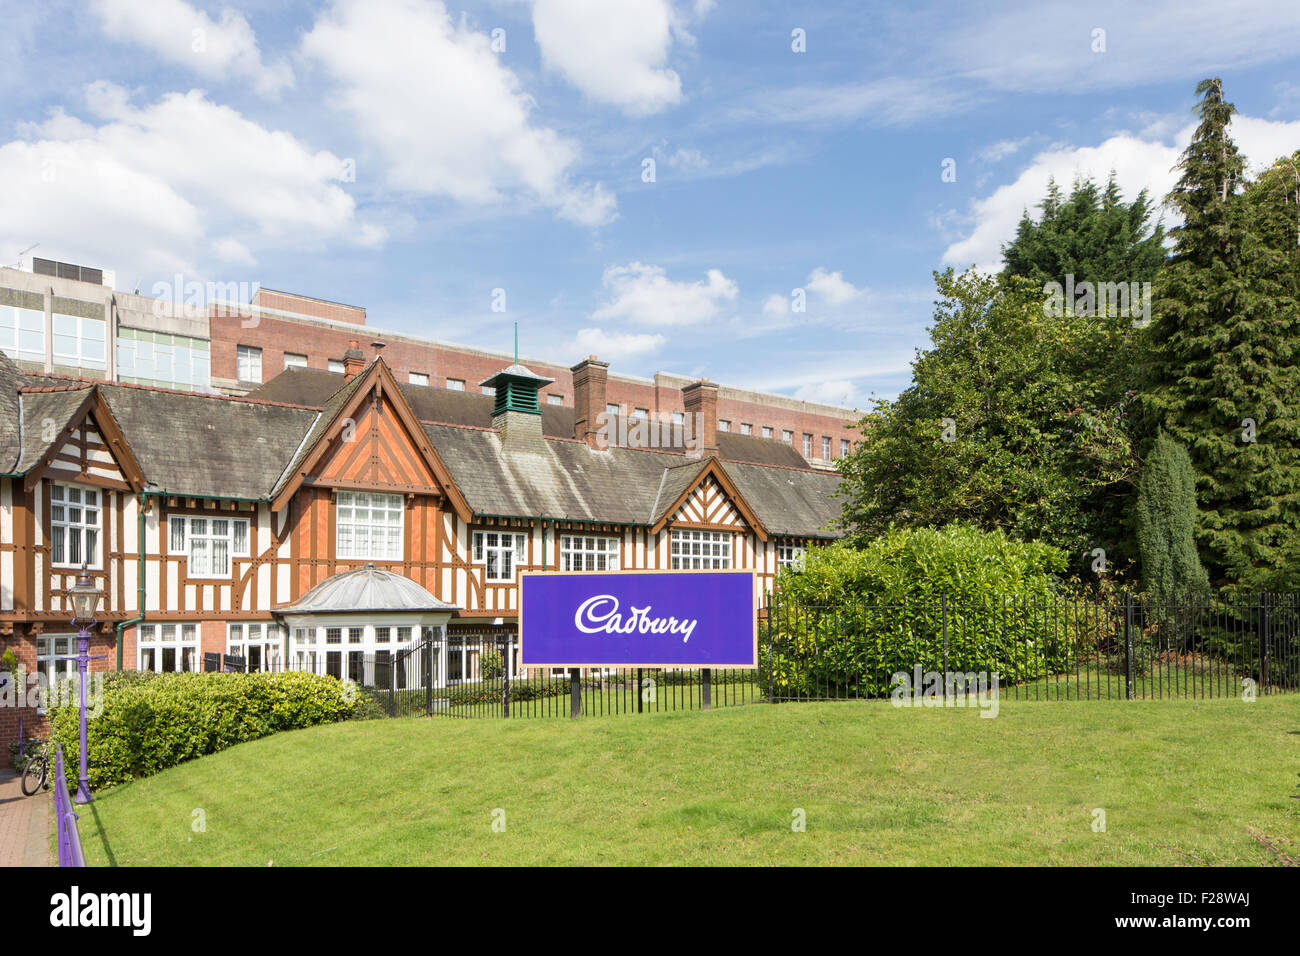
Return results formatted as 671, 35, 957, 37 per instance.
514, 322, 518, 366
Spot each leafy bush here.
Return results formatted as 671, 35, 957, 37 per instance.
438, 677, 571, 707
480, 648, 504, 680
763, 524, 1073, 698
50, 671, 360, 789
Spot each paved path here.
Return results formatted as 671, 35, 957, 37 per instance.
0, 770, 52, 866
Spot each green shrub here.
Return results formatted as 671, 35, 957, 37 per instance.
763, 524, 1072, 698
438, 677, 571, 707
49, 671, 359, 789
480, 648, 504, 680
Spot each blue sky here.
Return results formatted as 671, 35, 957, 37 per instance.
3, 0, 1299, 407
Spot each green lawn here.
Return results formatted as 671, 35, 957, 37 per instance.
77, 696, 1300, 866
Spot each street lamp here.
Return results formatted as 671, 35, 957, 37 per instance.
68, 567, 102, 805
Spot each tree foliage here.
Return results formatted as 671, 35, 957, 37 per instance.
1002, 174, 1167, 287
836, 268, 1137, 567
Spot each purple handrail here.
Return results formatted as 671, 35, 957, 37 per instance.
53, 744, 86, 868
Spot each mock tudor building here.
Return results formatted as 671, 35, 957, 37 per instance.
0, 341, 841, 755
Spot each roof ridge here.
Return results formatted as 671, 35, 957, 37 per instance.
24, 372, 322, 411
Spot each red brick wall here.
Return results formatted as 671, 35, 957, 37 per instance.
0, 626, 117, 767
209, 309, 861, 459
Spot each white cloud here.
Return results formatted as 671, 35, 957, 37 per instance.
794, 379, 860, 408
0, 83, 374, 280
975, 137, 1029, 163
592, 262, 738, 326
94, 0, 292, 96
302, 0, 615, 227
731, 76, 977, 128
806, 267, 864, 305
532, 0, 686, 116
942, 113, 1300, 273
762, 293, 789, 319
567, 327, 666, 361
943, 0, 1300, 94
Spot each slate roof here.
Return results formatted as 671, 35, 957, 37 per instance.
1, 355, 844, 538
0, 350, 28, 473
14, 388, 93, 473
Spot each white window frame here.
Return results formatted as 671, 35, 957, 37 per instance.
803, 433, 813, 457
547, 394, 563, 406
777, 540, 806, 569
783, 429, 793, 443
335, 491, 404, 561
841, 439, 851, 458
670, 529, 732, 569
227, 622, 283, 672
446, 378, 465, 391
236, 344, 262, 382
472, 531, 527, 582
168, 514, 250, 578
328, 359, 345, 373
409, 372, 429, 386
560, 535, 620, 572
137, 623, 200, 673
50, 483, 101, 569
762, 426, 773, 439
284, 352, 307, 369
822, 436, 832, 460
718, 419, 730, 433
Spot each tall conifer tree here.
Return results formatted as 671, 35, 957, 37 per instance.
1142, 79, 1300, 585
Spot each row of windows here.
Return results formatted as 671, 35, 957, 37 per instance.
44, 482, 806, 576
714, 420, 852, 460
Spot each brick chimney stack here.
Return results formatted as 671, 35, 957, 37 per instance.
571, 355, 610, 448
343, 340, 365, 381
682, 379, 718, 458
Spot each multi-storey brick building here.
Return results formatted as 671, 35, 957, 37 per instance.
1, 257, 861, 470
0, 337, 842, 759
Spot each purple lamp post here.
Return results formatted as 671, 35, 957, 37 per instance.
67, 568, 102, 805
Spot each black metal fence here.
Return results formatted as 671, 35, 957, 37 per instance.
235, 592, 1300, 718
268, 635, 759, 718
761, 592, 1300, 702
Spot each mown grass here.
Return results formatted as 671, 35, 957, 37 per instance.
77, 696, 1300, 867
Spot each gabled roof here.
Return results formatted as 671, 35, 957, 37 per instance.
648, 456, 768, 541
248, 367, 812, 469
12, 384, 146, 493
0, 352, 844, 539
269, 359, 473, 521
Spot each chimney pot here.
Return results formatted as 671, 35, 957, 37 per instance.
343, 340, 366, 381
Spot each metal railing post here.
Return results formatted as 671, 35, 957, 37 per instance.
425, 637, 434, 717
1124, 591, 1135, 700
570, 668, 581, 719
701, 668, 712, 710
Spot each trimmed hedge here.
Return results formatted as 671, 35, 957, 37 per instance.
50, 671, 360, 789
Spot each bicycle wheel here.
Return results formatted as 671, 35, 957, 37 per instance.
20, 757, 47, 796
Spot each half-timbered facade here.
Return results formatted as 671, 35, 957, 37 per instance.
0, 345, 841, 756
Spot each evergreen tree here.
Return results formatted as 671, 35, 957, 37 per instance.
1135, 433, 1209, 601
1142, 79, 1300, 585
1002, 175, 1167, 287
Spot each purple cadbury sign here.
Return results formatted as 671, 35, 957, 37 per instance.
519, 571, 757, 668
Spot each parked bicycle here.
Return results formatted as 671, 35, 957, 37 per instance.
20, 740, 49, 796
